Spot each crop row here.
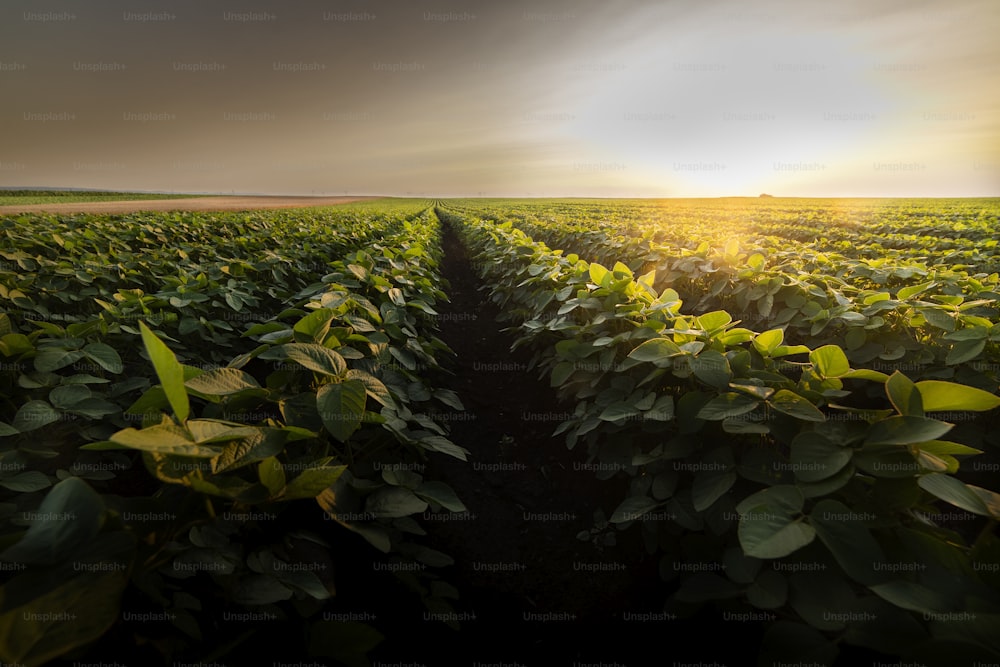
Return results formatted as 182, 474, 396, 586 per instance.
0, 191, 201, 206
0, 201, 425, 361
439, 205, 1000, 664
448, 200, 1000, 388
0, 203, 467, 664
449, 198, 1000, 270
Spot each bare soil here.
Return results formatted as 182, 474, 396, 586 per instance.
0, 195, 380, 215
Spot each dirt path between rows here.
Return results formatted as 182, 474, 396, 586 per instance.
0, 195, 380, 215
355, 216, 796, 663
361, 218, 664, 662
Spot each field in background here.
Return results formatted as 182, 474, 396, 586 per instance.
0, 190, 202, 206
0, 191, 382, 214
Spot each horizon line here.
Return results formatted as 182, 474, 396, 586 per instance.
2, 187, 999, 200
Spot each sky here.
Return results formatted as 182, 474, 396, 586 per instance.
0, 0, 998, 197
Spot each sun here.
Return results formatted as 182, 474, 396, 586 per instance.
554, 20, 897, 196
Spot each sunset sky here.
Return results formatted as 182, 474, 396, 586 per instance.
1, 0, 997, 197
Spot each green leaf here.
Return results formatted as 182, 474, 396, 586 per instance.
109, 424, 220, 457
550, 361, 575, 386
918, 473, 993, 517
768, 390, 825, 422
753, 328, 784, 355
282, 466, 347, 500
78, 441, 131, 451
917, 440, 982, 456
212, 428, 288, 474
946, 338, 985, 365
139, 321, 189, 422
896, 281, 935, 300
280, 343, 347, 377
0, 477, 104, 565
317, 380, 367, 443
419, 435, 469, 461
365, 486, 428, 518
729, 383, 775, 400
610, 495, 660, 524
736, 485, 815, 559
844, 327, 866, 350
383, 470, 421, 489
186, 420, 260, 444
82, 342, 123, 374
233, 575, 293, 605
738, 512, 815, 559
723, 417, 770, 434
697, 393, 759, 420
869, 581, 954, 614
588, 262, 611, 287
853, 447, 920, 478
0, 333, 33, 357
347, 370, 397, 410
273, 566, 330, 600
810, 345, 851, 378
696, 310, 732, 331
643, 394, 675, 421
33, 348, 85, 373
865, 416, 953, 445
796, 464, 856, 498
919, 307, 955, 331
11, 400, 60, 432
432, 388, 464, 411
49, 385, 92, 409
627, 338, 682, 365
258, 457, 286, 496
0, 471, 51, 493
965, 484, 1000, 519
841, 369, 890, 382
746, 569, 787, 609
717, 328, 755, 345
293, 308, 335, 344
690, 350, 731, 390
0, 565, 128, 664
415, 481, 467, 512
772, 344, 811, 357
185, 368, 261, 396
885, 371, 924, 417
691, 471, 736, 511
915, 381, 1000, 412
736, 485, 804, 515
944, 325, 989, 340
599, 401, 639, 422
790, 432, 853, 482
809, 499, 885, 585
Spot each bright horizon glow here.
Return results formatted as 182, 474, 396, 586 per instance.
0, 0, 997, 198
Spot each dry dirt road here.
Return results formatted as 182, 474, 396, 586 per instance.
0, 195, 382, 215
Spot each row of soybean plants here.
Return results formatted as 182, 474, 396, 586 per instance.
448, 198, 1000, 269
0, 202, 469, 664
449, 200, 1000, 390
439, 205, 1000, 665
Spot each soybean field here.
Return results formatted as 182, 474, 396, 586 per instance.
2, 196, 999, 666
